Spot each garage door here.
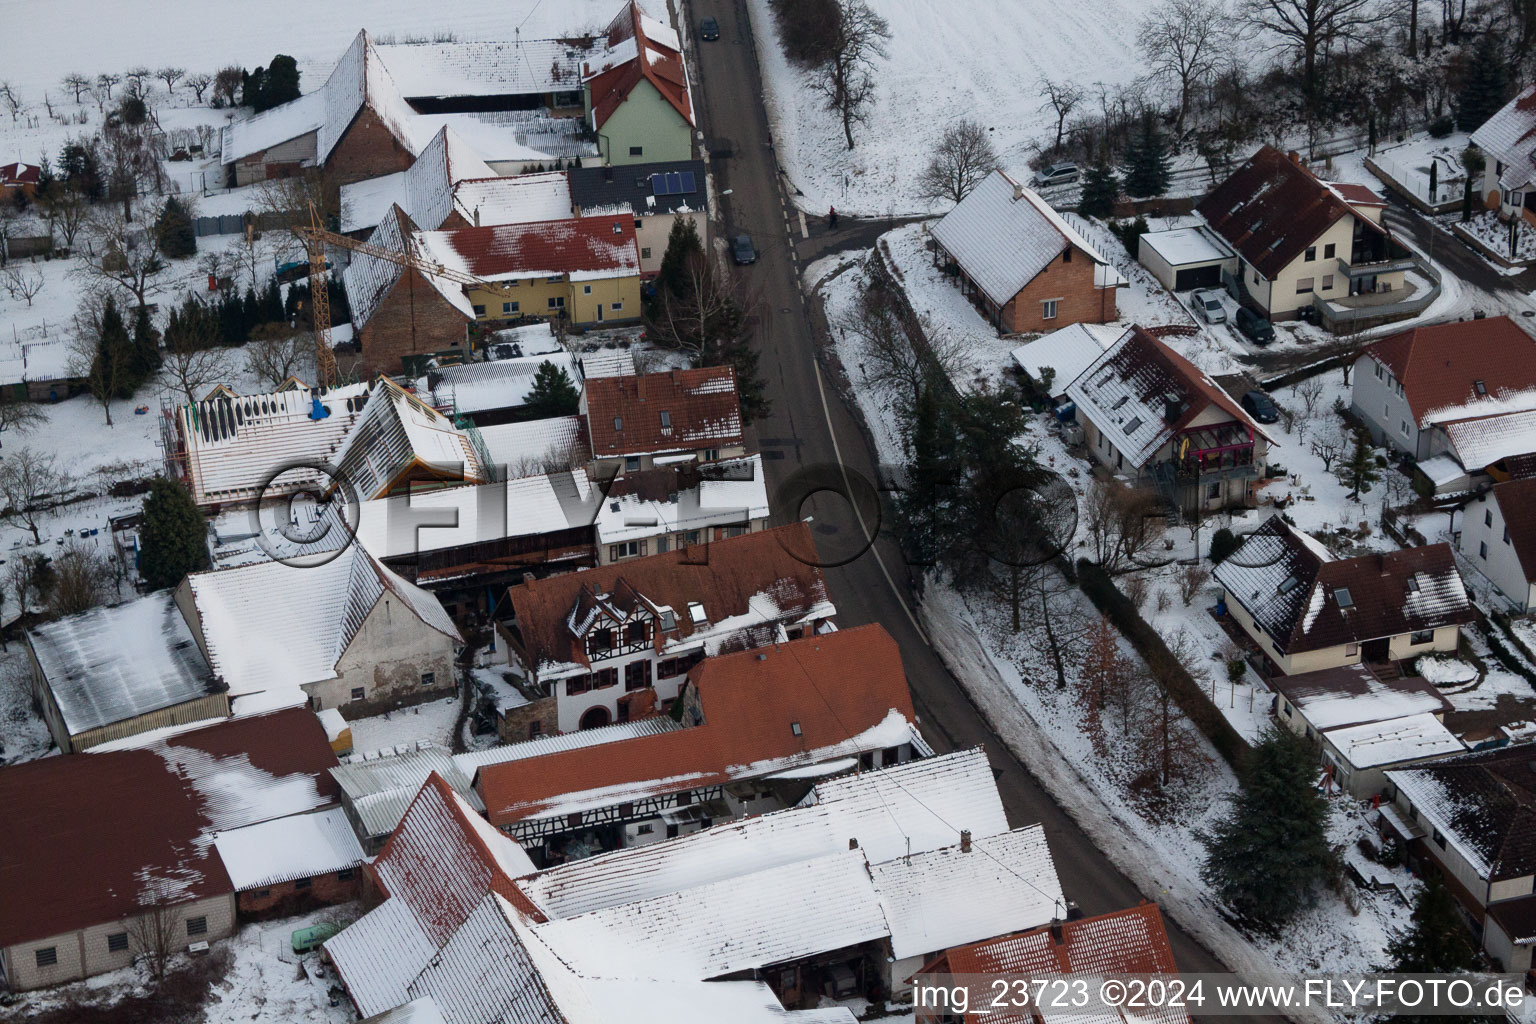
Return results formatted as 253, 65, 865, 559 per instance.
1174, 264, 1222, 290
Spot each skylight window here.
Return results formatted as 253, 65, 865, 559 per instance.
688, 601, 707, 625
1334, 587, 1355, 609
1111, 395, 1130, 410
1474, 380, 1488, 396
613, 416, 623, 431
1407, 577, 1420, 594
1123, 416, 1143, 435
1278, 576, 1299, 595
660, 410, 672, 428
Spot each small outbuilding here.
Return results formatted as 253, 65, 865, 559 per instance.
1137, 225, 1237, 292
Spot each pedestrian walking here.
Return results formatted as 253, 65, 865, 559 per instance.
828, 206, 839, 229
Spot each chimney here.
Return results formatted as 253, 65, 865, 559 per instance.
473, 205, 481, 227
1287, 150, 1303, 165
1049, 919, 1065, 945
960, 829, 972, 853
1013, 180, 1025, 201
522, 572, 536, 585
849, 837, 859, 850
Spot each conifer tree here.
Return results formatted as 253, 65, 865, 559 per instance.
1079, 163, 1120, 219
1456, 34, 1510, 131
138, 477, 209, 590
130, 302, 161, 382
155, 196, 196, 258
1386, 874, 1481, 974
1342, 428, 1381, 500
1199, 724, 1338, 934
1123, 112, 1172, 198
524, 361, 580, 418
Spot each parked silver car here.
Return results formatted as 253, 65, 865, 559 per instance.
1192, 288, 1227, 325
1031, 162, 1079, 188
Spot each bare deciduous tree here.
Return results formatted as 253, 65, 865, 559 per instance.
76, 208, 167, 306
1294, 374, 1325, 416
41, 181, 89, 249
125, 882, 186, 984
1309, 421, 1346, 472
1039, 79, 1084, 153
156, 67, 185, 93
835, 261, 968, 416
245, 328, 312, 391
213, 67, 243, 108
0, 448, 65, 544
186, 73, 213, 104
814, 0, 891, 149
915, 119, 999, 206
63, 73, 91, 103
1245, 0, 1382, 113
160, 319, 233, 405
0, 82, 23, 123
1083, 479, 1166, 575
1138, 0, 1231, 136
2, 266, 44, 307
5, 555, 48, 616
1177, 562, 1212, 605
96, 72, 121, 101
123, 66, 152, 100
50, 542, 111, 617
0, 392, 45, 438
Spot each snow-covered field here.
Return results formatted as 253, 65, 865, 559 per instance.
747, 0, 1145, 217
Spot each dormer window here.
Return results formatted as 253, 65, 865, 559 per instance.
625, 622, 648, 645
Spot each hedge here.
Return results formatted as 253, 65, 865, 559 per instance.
1076, 559, 1251, 769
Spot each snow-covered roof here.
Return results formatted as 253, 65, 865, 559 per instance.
331, 378, 486, 500
213, 806, 365, 891
578, 349, 636, 378
1324, 712, 1463, 770
417, 352, 582, 416
413, 214, 641, 284
412, 109, 599, 165
1214, 517, 1474, 655
340, 126, 496, 234
28, 593, 222, 737
1139, 225, 1235, 267
1471, 86, 1536, 191
319, 31, 431, 163
361, 999, 448, 1024
584, 1, 694, 129
871, 825, 1063, 959
930, 170, 1114, 307
476, 415, 588, 474
1064, 325, 1270, 467
535, 848, 890, 980
518, 748, 1006, 920
175, 381, 372, 506
331, 742, 484, 840
376, 37, 601, 101
1271, 664, 1452, 731
221, 90, 325, 164
1010, 323, 1122, 398
352, 470, 599, 560
185, 544, 460, 706
453, 172, 574, 228
594, 455, 770, 545
453, 717, 681, 777
1440, 408, 1536, 472
327, 896, 439, 1017
1387, 746, 1536, 882
406, 893, 566, 1024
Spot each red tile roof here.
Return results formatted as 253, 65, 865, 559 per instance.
583, 366, 742, 457
371, 773, 545, 936
1196, 145, 1387, 279
478, 623, 916, 826
416, 215, 640, 281
0, 162, 40, 186
585, 1, 694, 129
506, 522, 828, 672
935, 904, 1182, 1024
0, 707, 336, 948
1364, 316, 1536, 426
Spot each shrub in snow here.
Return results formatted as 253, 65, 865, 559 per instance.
1208, 528, 1239, 564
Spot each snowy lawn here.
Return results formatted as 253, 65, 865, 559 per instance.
346, 692, 462, 754
0, 640, 54, 764
746, 0, 1143, 217
811, 249, 906, 465
921, 579, 1414, 993
1455, 211, 1536, 266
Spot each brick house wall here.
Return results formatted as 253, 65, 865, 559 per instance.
356, 267, 471, 375
497, 693, 558, 743
235, 868, 364, 920
325, 107, 415, 188
999, 248, 1116, 333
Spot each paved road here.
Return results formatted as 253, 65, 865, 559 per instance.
687, 0, 1252, 992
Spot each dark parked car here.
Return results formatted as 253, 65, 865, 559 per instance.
1241, 389, 1280, 424
700, 16, 720, 39
733, 233, 757, 265
1234, 306, 1276, 345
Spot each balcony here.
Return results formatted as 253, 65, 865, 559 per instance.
1339, 254, 1420, 277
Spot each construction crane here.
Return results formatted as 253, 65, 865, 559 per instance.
296, 202, 493, 387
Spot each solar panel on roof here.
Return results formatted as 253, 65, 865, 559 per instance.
680, 170, 696, 193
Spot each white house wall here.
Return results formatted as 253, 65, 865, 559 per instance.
1459, 492, 1535, 612
1351, 353, 1425, 458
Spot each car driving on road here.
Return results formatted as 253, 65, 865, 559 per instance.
1234, 305, 1275, 345
733, 234, 757, 264
1241, 389, 1280, 424
1191, 288, 1227, 325
700, 16, 720, 40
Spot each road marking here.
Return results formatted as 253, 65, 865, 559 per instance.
810, 359, 933, 645
797, 210, 808, 238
